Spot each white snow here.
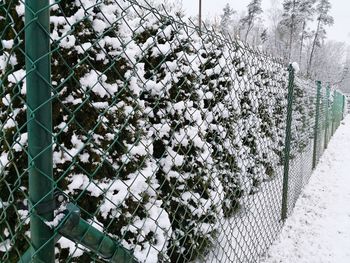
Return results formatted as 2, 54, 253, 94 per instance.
45, 213, 66, 228
80, 70, 119, 98
291, 62, 300, 74
0, 200, 9, 209
0, 152, 9, 173
57, 237, 85, 258
0, 51, 18, 71
60, 35, 76, 49
0, 239, 11, 252
13, 132, 28, 152
261, 115, 350, 263
8, 69, 25, 84
2, 94, 11, 106
1, 40, 14, 49
74, 42, 92, 54
15, 3, 24, 16
202, 164, 284, 263
93, 19, 108, 34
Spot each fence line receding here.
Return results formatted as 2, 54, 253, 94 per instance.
0, 0, 346, 262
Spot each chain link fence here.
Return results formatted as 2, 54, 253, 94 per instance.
0, 0, 347, 262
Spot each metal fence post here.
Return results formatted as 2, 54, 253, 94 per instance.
331, 90, 336, 136
336, 92, 339, 129
20, 203, 137, 263
25, 0, 54, 262
312, 81, 321, 169
337, 92, 342, 128
335, 92, 339, 130
342, 94, 346, 120
281, 65, 295, 221
342, 95, 345, 119
324, 86, 330, 149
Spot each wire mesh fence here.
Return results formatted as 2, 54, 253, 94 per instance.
0, 0, 347, 262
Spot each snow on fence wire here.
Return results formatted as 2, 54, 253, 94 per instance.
0, 0, 346, 262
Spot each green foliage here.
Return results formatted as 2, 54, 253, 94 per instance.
0, 1, 306, 263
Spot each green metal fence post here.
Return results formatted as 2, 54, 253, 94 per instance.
331, 90, 336, 136
20, 203, 137, 263
58, 204, 137, 262
281, 65, 295, 221
25, 0, 54, 262
337, 92, 342, 128
324, 86, 330, 149
342, 94, 346, 120
312, 81, 321, 169
335, 92, 339, 130
338, 93, 340, 127
338, 92, 341, 127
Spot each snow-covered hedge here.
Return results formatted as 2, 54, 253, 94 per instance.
291, 78, 317, 156
1, 0, 291, 262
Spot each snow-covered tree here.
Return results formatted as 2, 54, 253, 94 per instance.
240, 0, 263, 42
312, 41, 347, 84
154, 0, 185, 18
279, 0, 316, 62
220, 4, 236, 37
280, 0, 300, 60
307, 0, 334, 77
265, 0, 284, 58
339, 48, 350, 93
297, 0, 316, 66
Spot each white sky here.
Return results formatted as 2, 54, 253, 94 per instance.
167, 0, 350, 45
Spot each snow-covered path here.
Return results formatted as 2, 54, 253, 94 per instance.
261, 115, 350, 263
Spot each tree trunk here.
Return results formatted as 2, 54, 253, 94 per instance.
288, 0, 296, 61
307, 19, 321, 77
198, 0, 202, 34
244, 20, 253, 43
288, 17, 294, 61
299, 21, 306, 66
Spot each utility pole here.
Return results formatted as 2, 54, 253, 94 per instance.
199, 0, 202, 34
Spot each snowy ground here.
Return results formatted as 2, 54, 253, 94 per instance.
261, 115, 350, 263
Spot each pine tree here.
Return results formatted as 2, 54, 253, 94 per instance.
240, 0, 263, 42
220, 4, 236, 37
307, 0, 334, 77
265, 0, 284, 57
279, 0, 316, 62
280, 0, 301, 61
298, 0, 316, 66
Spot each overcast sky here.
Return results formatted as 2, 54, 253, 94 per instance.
165, 0, 350, 45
